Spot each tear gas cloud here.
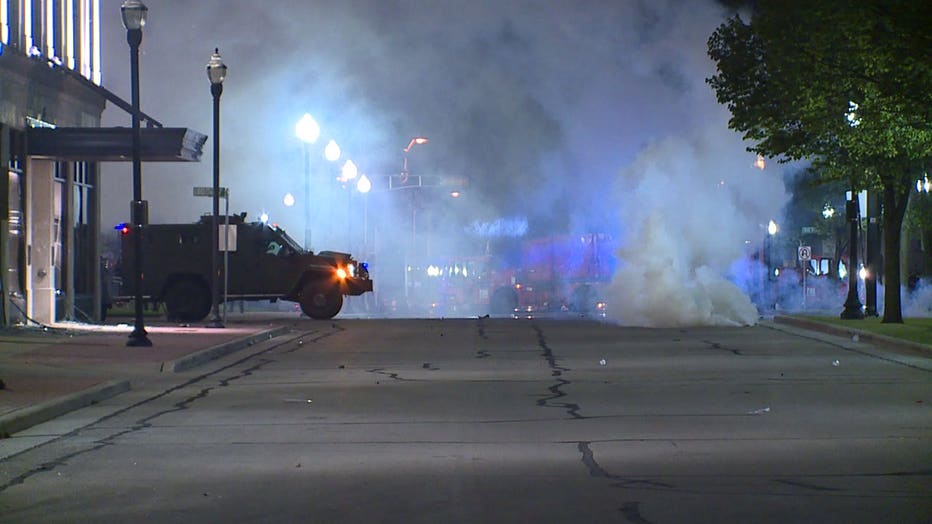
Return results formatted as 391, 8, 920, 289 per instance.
605, 129, 785, 327
97, 0, 787, 325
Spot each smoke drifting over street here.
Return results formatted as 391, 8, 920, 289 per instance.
605, 129, 783, 327
98, 0, 786, 325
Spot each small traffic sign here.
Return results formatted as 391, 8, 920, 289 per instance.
798, 245, 812, 261
193, 186, 229, 198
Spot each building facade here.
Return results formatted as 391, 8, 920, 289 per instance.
0, 0, 105, 325
0, 0, 205, 326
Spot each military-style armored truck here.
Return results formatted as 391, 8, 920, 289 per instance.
118, 214, 372, 320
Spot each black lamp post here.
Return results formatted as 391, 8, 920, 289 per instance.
122, 0, 151, 347
206, 48, 227, 328
840, 190, 864, 319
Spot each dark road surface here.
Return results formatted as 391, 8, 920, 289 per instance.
1, 317, 929, 523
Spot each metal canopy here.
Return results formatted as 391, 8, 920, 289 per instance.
26, 127, 207, 162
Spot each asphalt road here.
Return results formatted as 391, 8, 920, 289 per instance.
1, 317, 930, 523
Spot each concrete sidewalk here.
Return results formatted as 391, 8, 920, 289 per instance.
0, 319, 288, 438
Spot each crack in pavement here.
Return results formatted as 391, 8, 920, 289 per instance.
577, 441, 675, 490
532, 324, 584, 419
476, 317, 491, 358
366, 368, 423, 382
701, 339, 744, 356
0, 326, 341, 492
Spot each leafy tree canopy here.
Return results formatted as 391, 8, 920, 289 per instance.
707, 0, 932, 322
708, 0, 932, 186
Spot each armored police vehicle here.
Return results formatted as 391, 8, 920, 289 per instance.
118, 214, 372, 320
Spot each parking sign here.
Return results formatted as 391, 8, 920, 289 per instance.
798, 245, 812, 261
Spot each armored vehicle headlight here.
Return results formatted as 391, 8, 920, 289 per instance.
347, 263, 356, 277
336, 267, 348, 280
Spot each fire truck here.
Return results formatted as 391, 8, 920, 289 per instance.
117, 214, 372, 321
424, 233, 614, 316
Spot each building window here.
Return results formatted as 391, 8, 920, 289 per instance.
1, 0, 100, 83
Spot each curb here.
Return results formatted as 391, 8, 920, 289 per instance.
161, 325, 290, 373
773, 315, 932, 355
0, 379, 130, 438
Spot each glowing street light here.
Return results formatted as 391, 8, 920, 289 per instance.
283, 193, 295, 207
754, 154, 766, 170
822, 204, 836, 219
767, 220, 778, 236
401, 135, 428, 183
356, 174, 372, 194
295, 113, 320, 145
324, 139, 341, 162
404, 136, 429, 152
340, 159, 358, 182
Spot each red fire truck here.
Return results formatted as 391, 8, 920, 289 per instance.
424, 233, 614, 316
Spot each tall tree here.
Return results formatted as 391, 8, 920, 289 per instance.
707, 0, 932, 323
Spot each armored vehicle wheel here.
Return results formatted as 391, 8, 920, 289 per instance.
490, 287, 517, 315
300, 285, 343, 319
164, 278, 211, 322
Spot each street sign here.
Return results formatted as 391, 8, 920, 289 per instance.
193, 186, 229, 198
219, 224, 237, 252
798, 245, 812, 261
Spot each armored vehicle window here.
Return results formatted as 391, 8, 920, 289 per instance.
265, 241, 294, 257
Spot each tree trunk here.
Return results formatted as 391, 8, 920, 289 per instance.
881, 184, 911, 323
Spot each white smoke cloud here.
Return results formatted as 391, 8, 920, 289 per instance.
604, 127, 786, 327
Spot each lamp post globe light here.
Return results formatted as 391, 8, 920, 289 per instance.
341, 159, 358, 182
295, 113, 320, 250
206, 48, 227, 328
122, 0, 151, 347
325, 139, 341, 163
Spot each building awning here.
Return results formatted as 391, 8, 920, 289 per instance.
26, 127, 207, 162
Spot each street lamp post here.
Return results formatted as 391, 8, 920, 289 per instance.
764, 220, 777, 311
357, 174, 372, 253
340, 159, 358, 250
401, 137, 428, 302
295, 113, 320, 250
206, 48, 227, 328
122, 0, 151, 347
841, 102, 865, 320
840, 190, 864, 319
